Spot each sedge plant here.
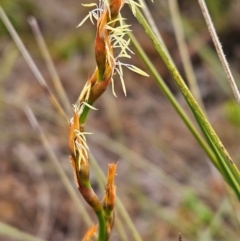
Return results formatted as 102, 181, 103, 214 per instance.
0, 0, 240, 241
70, 0, 240, 239
68, 0, 151, 240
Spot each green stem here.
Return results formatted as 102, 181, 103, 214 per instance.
134, 7, 240, 195
128, 31, 217, 168
79, 104, 91, 125
189, 105, 240, 198
129, 29, 239, 196
96, 210, 107, 241
78, 181, 107, 241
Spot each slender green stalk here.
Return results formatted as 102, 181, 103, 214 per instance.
96, 210, 107, 241
189, 104, 239, 197
134, 7, 240, 196
80, 105, 91, 125
128, 31, 217, 168
141, 0, 169, 57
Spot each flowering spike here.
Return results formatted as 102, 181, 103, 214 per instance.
70, 1, 153, 240
78, 0, 149, 97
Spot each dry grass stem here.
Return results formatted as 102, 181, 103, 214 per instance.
28, 16, 72, 116
198, 0, 240, 105
0, 7, 68, 121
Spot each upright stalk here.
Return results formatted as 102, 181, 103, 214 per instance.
134, 7, 240, 198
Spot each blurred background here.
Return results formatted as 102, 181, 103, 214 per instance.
0, 0, 240, 241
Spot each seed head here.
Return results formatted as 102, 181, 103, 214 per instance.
78, 0, 150, 96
